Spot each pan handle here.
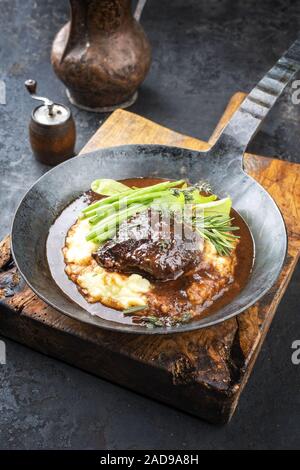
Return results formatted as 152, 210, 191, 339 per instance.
211, 35, 300, 160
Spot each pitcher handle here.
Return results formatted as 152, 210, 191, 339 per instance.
134, 0, 148, 21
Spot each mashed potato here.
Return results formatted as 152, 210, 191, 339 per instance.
203, 238, 237, 278
63, 219, 151, 309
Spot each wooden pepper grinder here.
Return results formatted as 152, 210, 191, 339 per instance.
25, 79, 76, 165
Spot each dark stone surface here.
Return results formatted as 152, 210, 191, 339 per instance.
0, 0, 299, 449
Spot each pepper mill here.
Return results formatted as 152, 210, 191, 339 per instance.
25, 79, 76, 165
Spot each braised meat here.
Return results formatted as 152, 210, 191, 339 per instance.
93, 209, 203, 281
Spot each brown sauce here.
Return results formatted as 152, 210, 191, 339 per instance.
47, 177, 254, 327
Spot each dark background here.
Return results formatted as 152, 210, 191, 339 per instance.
0, 0, 300, 450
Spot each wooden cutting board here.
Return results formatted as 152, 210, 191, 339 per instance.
0, 92, 299, 424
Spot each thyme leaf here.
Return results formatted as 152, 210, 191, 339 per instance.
140, 311, 193, 328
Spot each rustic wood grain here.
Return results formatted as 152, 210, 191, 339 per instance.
0, 93, 299, 424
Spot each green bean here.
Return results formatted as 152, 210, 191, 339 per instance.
82, 179, 184, 215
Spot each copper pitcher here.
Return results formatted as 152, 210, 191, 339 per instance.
51, 0, 151, 112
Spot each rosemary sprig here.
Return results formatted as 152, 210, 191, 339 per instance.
123, 305, 148, 315
193, 214, 240, 256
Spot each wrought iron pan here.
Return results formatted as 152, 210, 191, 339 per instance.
11, 37, 300, 334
